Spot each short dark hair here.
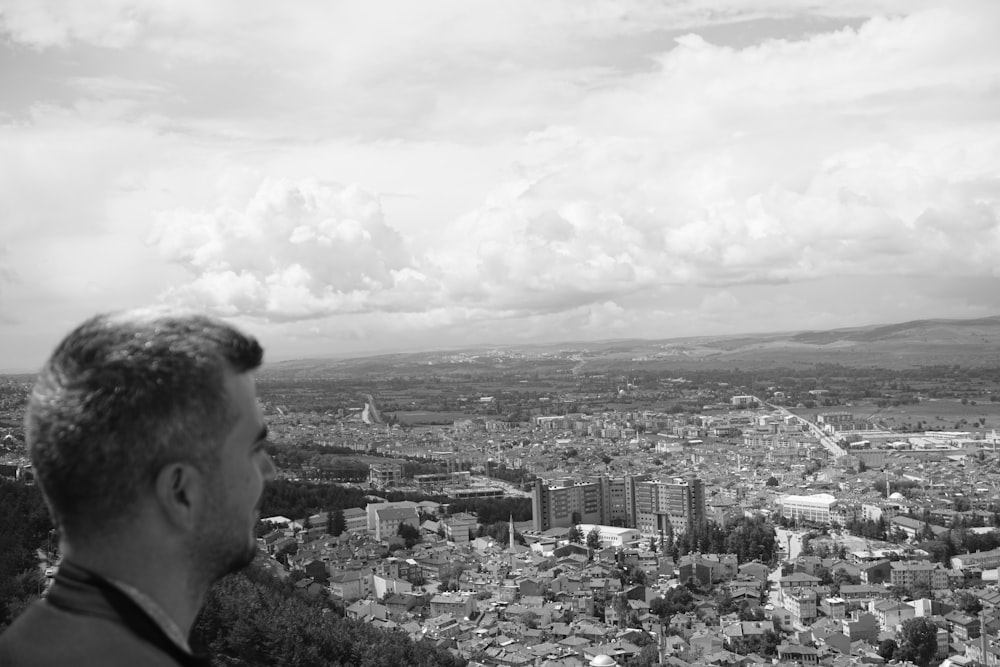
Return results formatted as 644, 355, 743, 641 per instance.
26, 309, 263, 540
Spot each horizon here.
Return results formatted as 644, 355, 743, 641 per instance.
2, 1, 999, 370
5, 311, 999, 376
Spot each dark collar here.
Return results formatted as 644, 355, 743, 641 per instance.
47, 561, 211, 667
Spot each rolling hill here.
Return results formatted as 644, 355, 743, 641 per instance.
263, 315, 1000, 378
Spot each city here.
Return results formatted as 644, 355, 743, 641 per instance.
3, 327, 1000, 667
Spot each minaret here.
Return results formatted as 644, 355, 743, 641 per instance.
509, 514, 515, 551
885, 470, 890, 501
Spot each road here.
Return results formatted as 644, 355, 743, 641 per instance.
759, 397, 847, 458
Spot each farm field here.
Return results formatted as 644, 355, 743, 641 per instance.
792, 398, 1000, 435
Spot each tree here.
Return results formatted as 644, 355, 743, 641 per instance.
397, 522, 421, 549
567, 525, 583, 544
877, 638, 897, 662
329, 508, 346, 537
896, 617, 940, 667
765, 476, 779, 487
953, 591, 982, 615
587, 527, 601, 551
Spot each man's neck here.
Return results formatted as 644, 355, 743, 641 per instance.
60, 539, 207, 640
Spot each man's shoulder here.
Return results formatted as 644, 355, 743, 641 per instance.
0, 598, 183, 667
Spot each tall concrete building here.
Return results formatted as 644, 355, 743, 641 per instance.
531, 474, 703, 534
531, 477, 604, 532
634, 476, 706, 536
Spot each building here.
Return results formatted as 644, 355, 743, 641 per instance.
783, 588, 818, 626
531, 477, 605, 531
531, 474, 704, 535
780, 493, 838, 524
678, 553, 738, 587
328, 569, 373, 602
369, 461, 403, 489
429, 592, 476, 619
413, 471, 471, 489
889, 560, 950, 591
443, 512, 478, 544
342, 507, 368, 533
602, 474, 648, 528
952, 547, 1000, 571
531, 474, 648, 531
707, 497, 744, 529
870, 600, 915, 631
366, 500, 420, 531
577, 524, 641, 549
634, 476, 706, 536
374, 505, 420, 541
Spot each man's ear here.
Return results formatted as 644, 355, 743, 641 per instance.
154, 462, 206, 530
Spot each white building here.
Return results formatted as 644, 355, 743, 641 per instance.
780, 494, 838, 524
577, 524, 641, 548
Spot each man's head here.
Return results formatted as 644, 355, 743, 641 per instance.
26, 308, 268, 560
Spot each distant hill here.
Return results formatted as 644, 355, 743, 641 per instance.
261, 315, 1000, 378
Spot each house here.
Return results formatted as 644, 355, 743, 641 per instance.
779, 572, 822, 591
777, 643, 820, 664
767, 605, 795, 631
870, 599, 915, 631
820, 596, 848, 620
944, 611, 981, 642
722, 621, 771, 648
689, 630, 724, 657
346, 600, 389, 623
423, 612, 463, 639
840, 584, 891, 609
738, 562, 771, 583
784, 588, 819, 626
841, 611, 879, 643
429, 592, 476, 619
858, 559, 892, 584
679, 553, 738, 587
328, 569, 372, 602
374, 505, 420, 541
385, 592, 422, 616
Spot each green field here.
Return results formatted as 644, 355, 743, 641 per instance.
793, 397, 1000, 434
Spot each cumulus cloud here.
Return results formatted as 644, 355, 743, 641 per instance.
429, 3, 1000, 305
152, 176, 433, 319
4, 0, 1000, 363
143, 2, 1000, 330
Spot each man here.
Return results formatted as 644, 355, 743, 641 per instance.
0, 309, 276, 666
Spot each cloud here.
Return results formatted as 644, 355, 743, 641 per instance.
143, 2, 1000, 331
428, 4, 1000, 301
152, 176, 434, 319
4, 0, 1000, 365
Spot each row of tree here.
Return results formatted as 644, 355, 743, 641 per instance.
192, 561, 466, 667
659, 517, 778, 564
0, 478, 53, 631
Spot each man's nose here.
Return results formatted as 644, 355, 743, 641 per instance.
260, 451, 277, 481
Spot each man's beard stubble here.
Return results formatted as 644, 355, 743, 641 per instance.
192, 489, 258, 585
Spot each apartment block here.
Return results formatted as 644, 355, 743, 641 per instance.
531, 474, 651, 531
634, 476, 706, 535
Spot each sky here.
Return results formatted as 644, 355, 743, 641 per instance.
1, 0, 999, 371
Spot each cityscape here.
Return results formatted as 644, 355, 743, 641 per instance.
4, 316, 1000, 666
2, 0, 998, 665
